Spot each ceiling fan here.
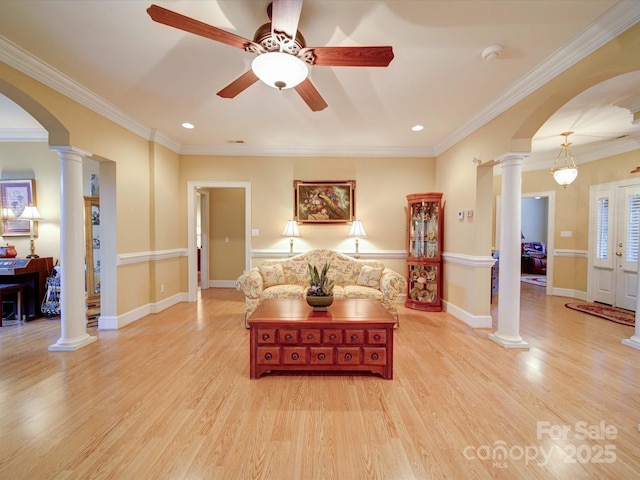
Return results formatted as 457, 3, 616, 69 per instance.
147, 0, 394, 111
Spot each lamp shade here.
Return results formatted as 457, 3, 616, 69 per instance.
281, 220, 301, 238
1, 207, 15, 221
348, 220, 367, 238
552, 167, 579, 187
18, 205, 42, 221
252, 52, 308, 90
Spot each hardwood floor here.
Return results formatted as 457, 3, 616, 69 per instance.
1, 283, 638, 479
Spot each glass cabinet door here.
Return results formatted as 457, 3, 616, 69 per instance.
409, 200, 440, 258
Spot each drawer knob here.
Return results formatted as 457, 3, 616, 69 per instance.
307, 334, 314, 340
350, 334, 358, 341
265, 353, 272, 360
371, 353, 379, 361
344, 353, 352, 361
285, 334, 293, 341
318, 353, 326, 360
329, 334, 337, 340
262, 333, 270, 341
373, 334, 381, 341
291, 353, 299, 360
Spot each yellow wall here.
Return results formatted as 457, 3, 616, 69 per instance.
179, 155, 436, 276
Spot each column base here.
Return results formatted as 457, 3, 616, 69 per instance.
489, 332, 530, 349
49, 334, 97, 352
622, 335, 640, 351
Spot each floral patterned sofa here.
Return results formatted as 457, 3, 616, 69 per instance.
236, 249, 407, 327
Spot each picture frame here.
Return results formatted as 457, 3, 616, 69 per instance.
0, 179, 37, 236
294, 180, 355, 223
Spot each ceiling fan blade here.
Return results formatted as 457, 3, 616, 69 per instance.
294, 78, 328, 112
304, 46, 394, 67
147, 4, 253, 50
217, 70, 260, 98
271, 0, 303, 40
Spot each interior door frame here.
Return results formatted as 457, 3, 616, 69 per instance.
496, 190, 555, 295
187, 181, 251, 302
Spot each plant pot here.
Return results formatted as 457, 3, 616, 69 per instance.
306, 295, 334, 312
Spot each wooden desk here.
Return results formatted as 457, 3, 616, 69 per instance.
248, 298, 395, 379
0, 257, 53, 320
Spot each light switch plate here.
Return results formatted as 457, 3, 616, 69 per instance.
457, 211, 464, 220
251, 229, 260, 237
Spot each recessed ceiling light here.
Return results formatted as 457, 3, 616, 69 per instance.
181, 122, 195, 129
411, 125, 424, 132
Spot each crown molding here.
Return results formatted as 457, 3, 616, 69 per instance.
179, 143, 435, 157
434, 1, 640, 156
0, 35, 168, 148
0, 127, 47, 142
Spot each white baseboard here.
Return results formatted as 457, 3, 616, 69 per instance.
209, 280, 237, 288
551, 287, 587, 301
97, 292, 188, 330
443, 300, 493, 328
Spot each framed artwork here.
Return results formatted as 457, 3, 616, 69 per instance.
294, 180, 355, 223
0, 179, 36, 236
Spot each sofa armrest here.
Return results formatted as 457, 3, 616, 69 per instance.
380, 268, 407, 300
236, 269, 263, 299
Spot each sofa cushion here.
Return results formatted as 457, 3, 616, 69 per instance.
344, 285, 384, 301
356, 265, 384, 288
259, 263, 286, 287
260, 284, 306, 301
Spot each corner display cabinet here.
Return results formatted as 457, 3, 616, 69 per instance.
84, 196, 100, 327
406, 192, 443, 311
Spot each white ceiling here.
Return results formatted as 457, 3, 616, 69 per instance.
0, 0, 639, 167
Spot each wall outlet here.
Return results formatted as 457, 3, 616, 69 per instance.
160, 284, 165, 293
251, 229, 260, 237
466, 210, 473, 218
560, 230, 573, 238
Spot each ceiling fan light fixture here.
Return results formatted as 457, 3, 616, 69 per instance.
549, 131, 579, 188
251, 52, 308, 90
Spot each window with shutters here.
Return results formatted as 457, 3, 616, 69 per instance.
596, 197, 609, 260
626, 194, 640, 263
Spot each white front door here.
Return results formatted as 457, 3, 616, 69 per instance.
590, 183, 640, 311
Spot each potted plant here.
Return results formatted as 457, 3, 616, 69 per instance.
306, 262, 334, 311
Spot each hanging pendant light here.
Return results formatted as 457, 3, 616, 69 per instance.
549, 131, 579, 188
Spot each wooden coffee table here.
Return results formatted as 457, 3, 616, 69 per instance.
248, 298, 394, 379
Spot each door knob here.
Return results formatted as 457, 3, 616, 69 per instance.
616, 251, 622, 257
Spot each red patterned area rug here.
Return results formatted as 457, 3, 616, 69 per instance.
565, 303, 635, 327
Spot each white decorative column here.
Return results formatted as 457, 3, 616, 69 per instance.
622, 249, 640, 350
489, 154, 529, 349
49, 147, 97, 351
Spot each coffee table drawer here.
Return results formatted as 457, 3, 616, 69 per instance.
310, 347, 334, 364
363, 347, 386, 365
257, 329, 277, 344
257, 347, 280, 364
279, 329, 298, 343
283, 347, 307, 364
323, 329, 343, 344
345, 330, 365, 344
337, 347, 361, 365
301, 329, 322, 344
367, 329, 387, 345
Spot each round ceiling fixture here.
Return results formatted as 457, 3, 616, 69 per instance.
481, 44, 503, 61
252, 52, 309, 90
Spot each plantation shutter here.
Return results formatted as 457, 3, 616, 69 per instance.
596, 197, 609, 260
626, 194, 640, 263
